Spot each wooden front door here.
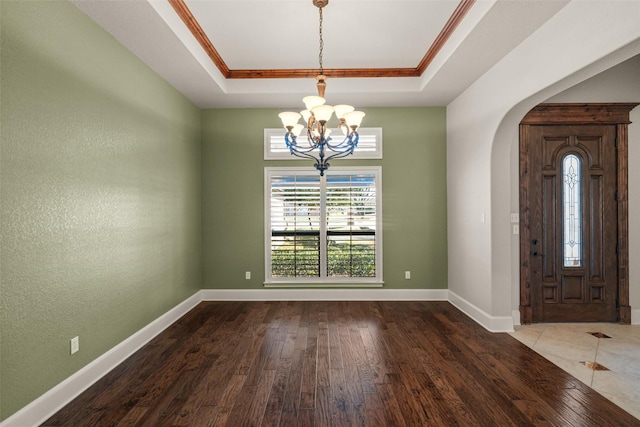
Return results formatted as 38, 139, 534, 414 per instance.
519, 103, 637, 324
528, 124, 617, 322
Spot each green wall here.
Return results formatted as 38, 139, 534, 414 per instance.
0, 1, 448, 421
0, 1, 202, 420
202, 107, 447, 289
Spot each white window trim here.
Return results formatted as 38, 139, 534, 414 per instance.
264, 127, 383, 160
264, 166, 383, 286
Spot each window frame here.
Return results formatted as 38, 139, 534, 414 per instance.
264, 166, 383, 287
264, 127, 383, 161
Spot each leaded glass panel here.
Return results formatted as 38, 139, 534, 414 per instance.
563, 154, 582, 267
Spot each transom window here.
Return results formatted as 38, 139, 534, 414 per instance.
265, 166, 382, 285
264, 128, 383, 160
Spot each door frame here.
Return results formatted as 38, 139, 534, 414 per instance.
519, 103, 638, 324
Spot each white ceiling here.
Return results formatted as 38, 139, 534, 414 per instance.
71, 0, 570, 109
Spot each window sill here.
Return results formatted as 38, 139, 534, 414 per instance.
264, 282, 384, 288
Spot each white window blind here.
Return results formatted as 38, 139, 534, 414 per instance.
264, 128, 383, 160
326, 174, 377, 278
269, 174, 321, 277
265, 167, 382, 285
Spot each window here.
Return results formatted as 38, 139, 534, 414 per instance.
562, 154, 582, 267
265, 166, 382, 285
264, 128, 383, 160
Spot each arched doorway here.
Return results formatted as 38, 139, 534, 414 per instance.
519, 103, 638, 324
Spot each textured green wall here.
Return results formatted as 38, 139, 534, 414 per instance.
0, 1, 201, 420
202, 107, 447, 289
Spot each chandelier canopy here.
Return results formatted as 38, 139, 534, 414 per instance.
278, 0, 365, 176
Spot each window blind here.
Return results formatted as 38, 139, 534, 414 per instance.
326, 174, 376, 277
270, 174, 321, 277
266, 167, 381, 283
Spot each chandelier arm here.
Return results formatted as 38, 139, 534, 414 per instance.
290, 144, 322, 155
324, 133, 359, 151
325, 138, 353, 150
290, 150, 321, 163
306, 117, 324, 145
324, 135, 359, 159
306, 132, 319, 148
324, 143, 354, 154
287, 142, 327, 175
322, 149, 356, 164
284, 134, 319, 154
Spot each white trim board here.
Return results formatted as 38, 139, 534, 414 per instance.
200, 288, 449, 301
448, 291, 515, 333
510, 309, 640, 326
512, 310, 521, 327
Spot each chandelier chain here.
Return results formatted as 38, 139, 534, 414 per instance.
318, 7, 324, 74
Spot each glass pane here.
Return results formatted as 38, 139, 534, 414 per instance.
563, 154, 582, 267
270, 174, 321, 277
325, 174, 376, 277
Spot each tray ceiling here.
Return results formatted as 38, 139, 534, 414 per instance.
71, 0, 570, 108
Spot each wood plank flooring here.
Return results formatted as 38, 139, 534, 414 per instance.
43, 301, 639, 426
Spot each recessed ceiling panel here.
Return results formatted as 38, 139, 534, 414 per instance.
184, 0, 459, 70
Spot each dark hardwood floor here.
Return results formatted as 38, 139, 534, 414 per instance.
43, 301, 638, 426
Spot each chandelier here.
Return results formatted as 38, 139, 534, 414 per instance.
278, 0, 365, 176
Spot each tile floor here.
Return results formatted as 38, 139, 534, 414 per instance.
510, 323, 640, 420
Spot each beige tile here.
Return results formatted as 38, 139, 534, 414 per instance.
592, 370, 640, 402
532, 326, 599, 362
597, 324, 640, 344
596, 339, 640, 378
511, 322, 640, 422
509, 324, 545, 347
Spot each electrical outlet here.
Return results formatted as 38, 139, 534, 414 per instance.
245, 271, 251, 280
405, 271, 411, 280
513, 224, 519, 235
70, 336, 79, 355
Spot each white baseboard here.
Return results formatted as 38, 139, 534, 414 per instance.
448, 291, 515, 333
510, 309, 639, 326
0, 291, 202, 427
512, 310, 521, 327
200, 288, 449, 301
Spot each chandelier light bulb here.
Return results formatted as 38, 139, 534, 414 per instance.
300, 110, 312, 124
334, 105, 355, 120
291, 124, 305, 137
311, 104, 334, 122
303, 96, 326, 111
278, 111, 301, 128
343, 110, 365, 128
